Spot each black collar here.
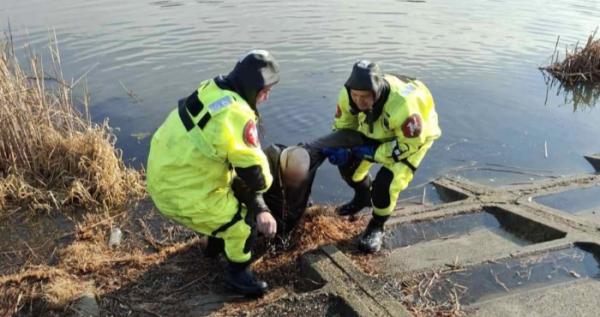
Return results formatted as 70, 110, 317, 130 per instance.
371, 79, 390, 122
214, 75, 259, 115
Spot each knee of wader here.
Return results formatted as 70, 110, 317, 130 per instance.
371, 167, 395, 211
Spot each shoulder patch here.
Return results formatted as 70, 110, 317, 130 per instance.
243, 120, 259, 147
208, 96, 234, 113
335, 104, 342, 118
401, 114, 422, 138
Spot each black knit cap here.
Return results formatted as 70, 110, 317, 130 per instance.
224, 50, 280, 109
344, 60, 385, 98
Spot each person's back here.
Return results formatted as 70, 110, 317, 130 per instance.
147, 79, 268, 229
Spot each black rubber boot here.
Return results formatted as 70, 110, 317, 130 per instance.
358, 215, 388, 253
225, 261, 268, 297
204, 237, 224, 258
337, 177, 372, 216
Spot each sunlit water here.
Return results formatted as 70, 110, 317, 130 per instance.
2, 0, 600, 203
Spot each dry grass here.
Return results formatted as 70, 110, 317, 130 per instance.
385, 269, 468, 317
42, 276, 91, 310
0, 205, 369, 316
253, 206, 367, 274
0, 36, 144, 217
541, 29, 600, 85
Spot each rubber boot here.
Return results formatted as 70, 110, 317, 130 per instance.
225, 261, 268, 297
358, 215, 388, 253
204, 237, 224, 258
337, 177, 372, 216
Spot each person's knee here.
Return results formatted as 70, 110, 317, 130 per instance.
372, 166, 411, 216
338, 163, 356, 182
221, 221, 254, 263
242, 208, 257, 255
371, 167, 395, 211
224, 244, 252, 263
351, 160, 372, 183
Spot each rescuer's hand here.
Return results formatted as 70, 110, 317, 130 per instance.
256, 211, 277, 238
322, 147, 350, 166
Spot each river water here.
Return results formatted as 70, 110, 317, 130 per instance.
2, 0, 599, 203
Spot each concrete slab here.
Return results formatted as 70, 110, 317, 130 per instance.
396, 183, 464, 207
584, 154, 600, 172
384, 207, 566, 251
454, 170, 552, 188
472, 279, 600, 317
385, 228, 527, 272
299, 174, 600, 316
576, 208, 600, 226
300, 247, 411, 317
433, 175, 492, 197
381, 244, 600, 313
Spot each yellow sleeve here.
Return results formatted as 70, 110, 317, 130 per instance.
375, 82, 441, 169
374, 113, 431, 169
332, 88, 358, 131
221, 107, 273, 193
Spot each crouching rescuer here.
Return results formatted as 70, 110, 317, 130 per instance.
325, 60, 441, 253
146, 50, 280, 296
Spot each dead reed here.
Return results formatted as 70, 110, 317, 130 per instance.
0, 36, 144, 217
540, 29, 600, 85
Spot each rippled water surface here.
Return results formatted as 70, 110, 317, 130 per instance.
2, 0, 599, 202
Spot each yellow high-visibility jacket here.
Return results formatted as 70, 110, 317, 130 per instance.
334, 75, 441, 171
147, 79, 273, 234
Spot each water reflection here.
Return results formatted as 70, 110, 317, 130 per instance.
543, 73, 600, 111
2, 0, 600, 202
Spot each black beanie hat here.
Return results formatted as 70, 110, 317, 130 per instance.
225, 50, 280, 108
344, 60, 384, 98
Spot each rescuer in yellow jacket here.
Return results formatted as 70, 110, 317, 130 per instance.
146, 50, 279, 296
323, 60, 441, 253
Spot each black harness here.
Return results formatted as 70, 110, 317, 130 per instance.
178, 90, 212, 131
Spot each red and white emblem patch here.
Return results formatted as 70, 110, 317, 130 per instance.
243, 120, 259, 147
335, 104, 342, 118
401, 114, 422, 138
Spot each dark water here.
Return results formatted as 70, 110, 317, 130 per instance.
2, 0, 600, 203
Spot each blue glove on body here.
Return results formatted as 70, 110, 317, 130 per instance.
351, 144, 377, 161
322, 147, 350, 166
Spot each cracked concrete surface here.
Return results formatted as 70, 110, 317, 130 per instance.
288, 158, 600, 316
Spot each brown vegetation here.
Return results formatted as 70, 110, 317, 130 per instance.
0, 38, 144, 217
0, 204, 368, 316
541, 29, 600, 85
